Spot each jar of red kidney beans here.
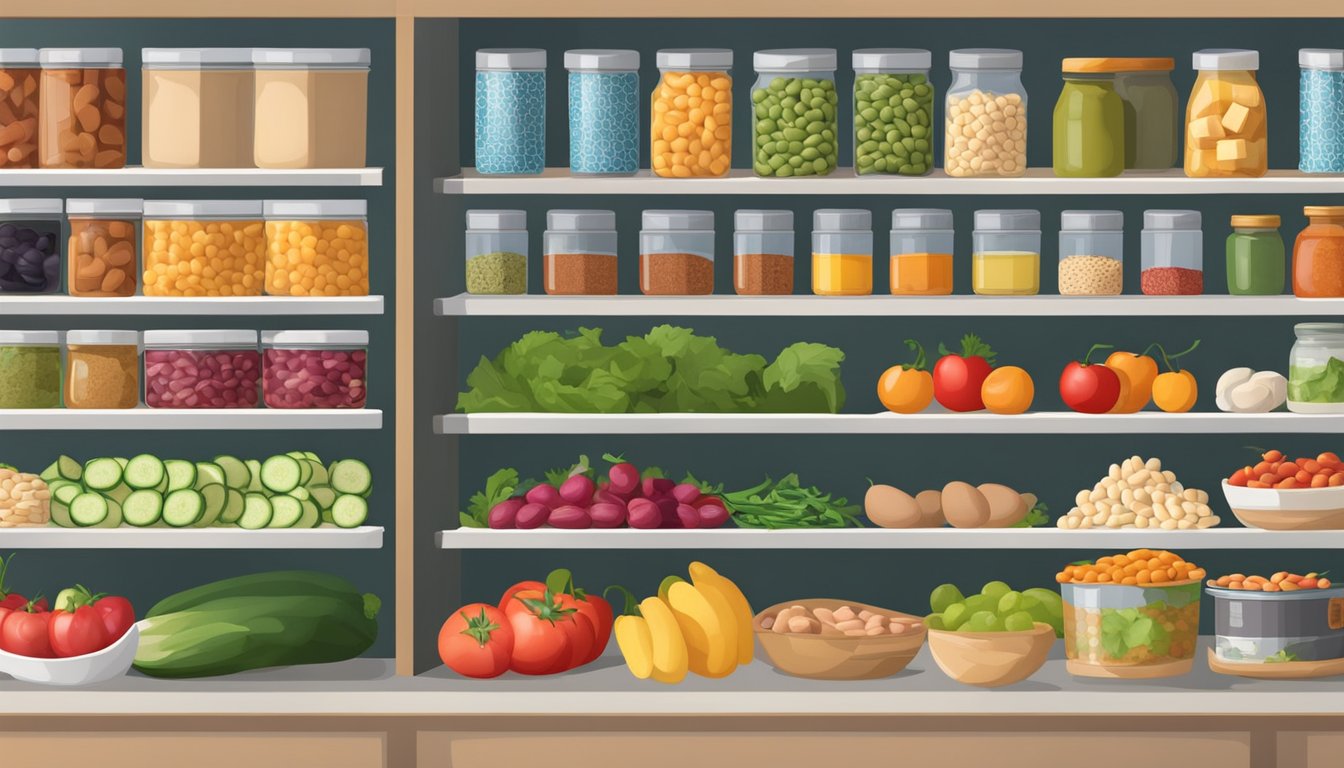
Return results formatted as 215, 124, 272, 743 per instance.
261, 330, 368, 409
142, 330, 260, 409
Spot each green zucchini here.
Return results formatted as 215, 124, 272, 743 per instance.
145, 570, 371, 618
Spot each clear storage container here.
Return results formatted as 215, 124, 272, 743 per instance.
653, 49, 732, 179
0, 331, 60, 409
946, 49, 1026, 178
142, 48, 255, 168
0, 49, 40, 169
853, 49, 933, 177
640, 209, 714, 295
565, 50, 640, 176
1059, 210, 1123, 296
143, 330, 260, 409
1185, 49, 1267, 178
1142, 210, 1204, 295
264, 200, 369, 297
544, 209, 618, 296
465, 209, 527, 295
734, 209, 794, 295
251, 48, 369, 169
752, 49, 838, 178
67, 198, 139, 298
1114, 58, 1179, 171
1053, 59, 1125, 178
972, 209, 1039, 295
65, 330, 139, 409
1288, 322, 1344, 413
262, 330, 368, 409
475, 48, 546, 176
1294, 206, 1344, 298
1227, 214, 1284, 295
0, 199, 61, 294
38, 48, 126, 169
143, 200, 265, 297
1063, 580, 1200, 679
1300, 49, 1344, 174
890, 208, 954, 295
813, 209, 872, 296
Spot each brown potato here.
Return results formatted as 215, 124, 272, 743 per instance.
914, 489, 944, 527
865, 484, 922, 528
941, 481, 990, 528
979, 483, 1028, 527
1020, 492, 1038, 511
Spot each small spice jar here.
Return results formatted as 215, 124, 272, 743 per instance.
813, 209, 873, 296
262, 330, 368, 409
1141, 210, 1204, 296
544, 209, 618, 295
0, 199, 62, 294
64, 330, 139, 410
264, 200, 369, 297
0, 49, 40, 170
143, 330, 260, 409
0, 331, 61, 409
890, 208, 954, 296
652, 48, 733, 178
734, 209, 794, 295
1058, 210, 1123, 296
972, 209, 1040, 295
565, 49, 640, 176
1299, 49, 1344, 175
1294, 206, 1344, 298
67, 198, 140, 298
640, 210, 714, 296
1227, 214, 1284, 295
38, 48, 127, 169
475, 48, 547, 176
465, 209, 527, 295
1288, 322, 1344, 413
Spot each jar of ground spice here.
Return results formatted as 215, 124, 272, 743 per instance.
65, 330, 139, 409
0, 331, 61, 409
1141, 210, 1204, 296
1294, 206, 1344, 298
640, 209, 715, 295
465, 209, 527, 295
543, 209, 618, 295
733, 209, 794, 295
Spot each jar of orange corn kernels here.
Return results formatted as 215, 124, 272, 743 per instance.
264, 200, 369, 297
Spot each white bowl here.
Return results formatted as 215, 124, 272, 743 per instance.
0, 623, 138, 686
1221, 480, 1344, 530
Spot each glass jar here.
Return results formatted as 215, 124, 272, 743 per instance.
1289, 323, 1344, 413
262, 330, 368, 409
812, 209, 872, 296
38, 48, 126, 169
143, 200, 265, 297
751, 49, 838, 178
1300, 49, 1344, 174
64, 330, 139, 410
853, 48, 933, 177
0, 199, 61, 294
544, 209, 618, 296
972, 209, 1040, 295
1115, 59, 1179, 172
1062, 581, 1200, 679
0, 49, 40, 169
0, 331, 60, 409
251, 48, 369, 169
143, 330, 260, 409
946, 49, 1026, 178
1053, 59, 1125, 178
264, 200, 369, 297
652, 49, 732, 179
67, 198, 140, 298
565, 49, 640, 176
1058, 210, 1123, 296
890, 208, 954, 295
141, 48, 255, 169
1227, 214, 1284, 296
465, 209, 527, 295
1294, 206, 1344, 298
1141, 210, 1204, 295
734, 209, 794, 296
475, 48, 546, 176
640, 209, 714, 296
1185, 49, 1267, 178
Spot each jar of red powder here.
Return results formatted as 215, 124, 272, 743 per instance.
1294, 206, 1344, 298
261, 330, 367, 409
143, 330, 260, 409
1140, 209, 1203, 295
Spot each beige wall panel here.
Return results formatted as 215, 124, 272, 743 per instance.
0, 732, 385, 768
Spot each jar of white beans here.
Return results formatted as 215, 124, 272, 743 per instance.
945, 49, 1027, 178
261, 330, 368, 409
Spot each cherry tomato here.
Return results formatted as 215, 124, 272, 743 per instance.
94, 596, 136, 641
504, 589, 574, 675
933, 335, 997, 413
438, 603, 515, 679
1060, 344, 1122, 414
0, 604, 53, 658
49, 604, 110, 658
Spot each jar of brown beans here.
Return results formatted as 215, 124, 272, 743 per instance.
0, 49, 40, 169
38, 48, 126, 169
67, 198, 140, 298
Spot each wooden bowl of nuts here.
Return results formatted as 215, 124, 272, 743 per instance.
753, 598, 927, 680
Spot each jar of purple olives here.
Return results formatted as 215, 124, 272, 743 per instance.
143, 330, 261, 409
0, 199, 62, 294
261, 330, 368, 409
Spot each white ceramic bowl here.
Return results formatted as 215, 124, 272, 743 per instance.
1221, 480, 1344, 530
0, 623, 138, 686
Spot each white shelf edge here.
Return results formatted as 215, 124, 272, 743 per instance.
0, 409, 382, 430
0, 167, 383, 187
0, 296, 384, 316
0, 526, 384, 549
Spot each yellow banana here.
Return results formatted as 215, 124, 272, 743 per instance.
689, 561, 755, 665
613, 614, 654, 680
668, 580, 737, 678
639, 596, 688, 684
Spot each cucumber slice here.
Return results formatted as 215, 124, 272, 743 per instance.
163, 460, 196, 492
308, 485, 336, 510
330, 495, 368, 528
306, 461, 329, 487
302, 451, 320, 462
296, 499, 321, 528
94, 499, 123, 529
260, 455, 302, 494
113, 457, 129, 471
49, 499, 74, 527
104, 483, 132, 506
162, 489, 204, 527
124, 455, 167, 491
194, 462, 225, 490
244, 460, 264, 493
212, 456, 250, 491
122, 490, 164, 527
287, 486, 311, 502
194, 484, 227, 527
56, 455, 82, 482
82, 458, 123, 492
52, 483, 82, 507
268, 495, 303, 528
329, 460, 372, 497
70, 493, 109, 526
218, 488, 246, 525
39, 460, 59, 483
238, 493, 273, 529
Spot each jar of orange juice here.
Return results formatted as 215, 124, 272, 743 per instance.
1294, 206, 1344, 298
651, 49, 732, 178
889, 208, 954, 295
812, 209, 872, 296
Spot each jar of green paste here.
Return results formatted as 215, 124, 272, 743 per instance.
0, 331, 61, 409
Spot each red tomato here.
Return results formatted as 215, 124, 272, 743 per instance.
554, 593, 596, 669
581, 593, 614, 662
49, 604, 110, 658
0, 555, 45, 613
93, 596, 135, 641
1059, 346, 1122, 414
438, 603, 515, 679
499, 580, 546, 611
933, 335, 997, 412
0, 605, 54, 658
504, 589, 574, 675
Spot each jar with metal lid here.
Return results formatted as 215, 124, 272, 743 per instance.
261, 330, 367, 409
475, 49, 546, 176
641, 209, 714, 295
544, 209, 618, 295
0, 49, 39, 169
1294, 206, 1344, 298
1288, 323, 1344, 413
734, 209, 793, 295
466, 209, 527, 295
251, 48, 369, 169
0, 331, 60, 409
65, 330, 139, 410
264, 200, 368, 297
813, 209, 872, 296
1114, 58, 1179, 171
1053, 59, 1126, 178
143, 330, 260, 409
1185, 49, 1266, 178
853, 49, 933, 177
752, 49, 838, 178
566, 49, 640, 176
142, 48, 256, 168
38, 48, 126, 169
0, 198, 61, 294
653, 49, 732, 178
1142, 210, 1204, 295
972, 209, 1039, 295
67, 198, 140, 298
143, 200, 265, 297
1299, 49, 1344, 174
946, 49, 1027, 178
1227, 214, 1284, 296
890, 208, 953, 295
1059, 210, 1123, 296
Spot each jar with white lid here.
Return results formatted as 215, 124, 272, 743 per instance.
38, 48, 126, 169
1058, 210, 1123, 296
1142, 210, 1204, 296
945, 49, 1027, 178
251, 48, 369, 169
65, 329, 139, 410
67, 198, 140, 298
853, 49, 934, 177
734, 209, 794, 295
752, 49, 838, 178
1300, 48, 1344, 174
1185, 49, 1266, 178
264, 200, 369, 297
466, 209, 527, 295
142, 48, 255, 168
0, 330, 61, 409
0, 198, 62, 294
261, 330, 368, 409
972, 209, 1040, 295
653, 49, 733, 178
813, 209, 872, 296
1289, 323, 1344, 413
641, 209, 714, 295
0, 49, 39, 169
566, 50, 640, 176
143, 200, 265, 297
475, 49, 546, 176
890, 208, 954, 295
544, 209, 617, 295
144, 330, 260, 409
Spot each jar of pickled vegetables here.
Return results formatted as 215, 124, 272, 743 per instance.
1185, 49, 1267, 178
0, 331, 61, 409
734, 209, 794, 295
1227, 214, 1284, 296
889, 208, 953, 295
752, 49, 838, 178
1294, 206, 1344, 298
812, 209, 872, 296
972, 209, 1040, 295
652, 49, 732, 179
852, 49, 933, 177
1062, 580, 1201, 679
1053, 59, 1126, 178
945, 49, 1027, 178
566, 49, 640, 176
1114, 58, 1178, 171
1289, 323, 1344, 413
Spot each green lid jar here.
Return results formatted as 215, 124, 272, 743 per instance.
0, 331, 61, 409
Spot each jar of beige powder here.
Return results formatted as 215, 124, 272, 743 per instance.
142, 48, 256, 168
252, 48, 369, 169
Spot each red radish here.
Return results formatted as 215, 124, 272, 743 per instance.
593, 488, 626, 506
655, 497, 679, 527
693, 495, 725, 509
627, 498, 660, 529
559, 475, 596, 505
675, 504, 701, 528
525, 484, 562, 509
697, 505, 730, 528
932, 334, 997, 412
671, 483, 702, 504
514, 503, 551, 529
588, 502, 626, 528
548, 505, 592, 529
642, 477, 675, 499
608, 462, 640, 495
488, 497, 526, 529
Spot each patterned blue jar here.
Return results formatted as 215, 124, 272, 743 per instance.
1300, 48, 1344, 174
565, 49, 641, 176
475, 48, 546, 175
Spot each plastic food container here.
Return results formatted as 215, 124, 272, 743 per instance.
946, 49, 1026, 178
143, 330, 260, 409
565, 50, 639, 176
752, 49, 838, 178
0, 49, 40, 169
890, 208, 953, 295
142, 48, 255, 168
0, 199, 61, 294
1227, 214, 1284, 295
1294, 206, 1344, 298
1288, 322, 1344, 414
143, 200, 265, 297
261, 330, 368, 409
64, 330, 139, 410
264, 200, 368, 297
640, 209, 714, 296
734, 209, 794, 295
465, 209, 527, 295
1062, 580, 1201, 678
1185, 49, 1267, 178
0, 331, 61, 409
475, 48, 546, 176
1300, 49, 1344, 174
1115, 58, 1179, 171
251, 48, 369, 169
853, 49, 933, 177
67, 198, 140, 298
1058, 210, 1123, 296
544, 209, 617, 295
38, 48, 126, 169
972, 209, 1040, 295
653, 49, 732, 178
1141, 209, 1204, 296
1053, 59, 1125, 178
1209, 585, 1344, 673
812, 209, 872, 296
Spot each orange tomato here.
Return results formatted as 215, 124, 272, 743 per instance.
1104, 351, 1158, 413
980, 365, 1034, 415
878, 366, 934, 414
1152, 370, 1198, 413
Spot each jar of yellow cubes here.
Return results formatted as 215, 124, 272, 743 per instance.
264, 200, 369, 297
1184, 49, 1267, 178
143, 200, 266, 297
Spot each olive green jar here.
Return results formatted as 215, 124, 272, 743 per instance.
1114, 58, 1178, 171
1053, 58, 1125, 178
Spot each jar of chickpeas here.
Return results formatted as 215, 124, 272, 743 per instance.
143, 200, 265, 297
651, 48, 732, 178
945, 49, 1027, 178
264, 200, 369, 297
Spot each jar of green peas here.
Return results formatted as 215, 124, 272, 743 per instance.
751, 49, 838, 178
853, 49, 934, 176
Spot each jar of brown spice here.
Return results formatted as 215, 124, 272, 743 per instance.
544, 209, 618, 295
733, 209, 794, 295
65, 330, 140, 409
640, 209, 714, 295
